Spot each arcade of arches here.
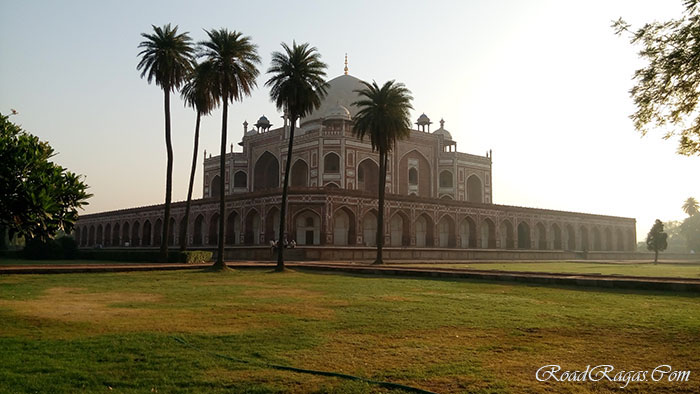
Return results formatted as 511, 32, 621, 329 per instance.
75, 200, 637, 253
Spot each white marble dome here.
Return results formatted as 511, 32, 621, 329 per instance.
301, 74, 365, 126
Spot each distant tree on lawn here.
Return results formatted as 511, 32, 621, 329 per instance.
179, 62, 216, 251
265, 41, 328, 272
680, 214, 700, 253
199, 29, 260, 270
682, 197, 699, 217
0, 112, 91, 242
137, 24, 195, 261
614, 2, 700, 156
646, 219, 668, 264
352, 80, 413, 265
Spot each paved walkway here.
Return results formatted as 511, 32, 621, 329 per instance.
1, 261, 699, 292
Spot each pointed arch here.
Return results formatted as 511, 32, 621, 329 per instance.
193, 214, 204, 245
82, 226, 88, 247
168, 217, 176, 246
517, 221, 531, 249
112, 223, 120, 246
565, 224, 576, 250
499, 219, 514, 249
399, 149, 432, 197
208, 213, 219, 246
153, 219, 161, 247
265, 207, 280, 242
104, 223, 111, 247
294, 209, 321, 245
387, 210, 410, 246
88, 225, 95, 246
415, 213, 434, 247
324, 152, 340, 173
481, 218, 496, 248
437, 214, 456, 247
362, 209, 378, 246
253, 151, 279, 191
226, 211, 240, 245
357, 158, 379, 194
616, 228, 624, 251
210, 175, 221, 198
466, 175, 483, 203
460, 216, 477, 248
131, 221, 140, 247
122, 222, 130, 246
439, 170, 453, 188
333, 207, 356, 245
244, 209, 261, 245
580, 226, 589, 251
535, 222, 547, 250
592, 227, 602, 251
604, 227, 613, 251
96, 224, 103, 246
142, 220, 152, 246
290, 159, 309, 187
552, 223, 562, 250
233, 171, 247, 188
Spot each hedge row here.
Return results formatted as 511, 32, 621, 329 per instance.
77, 249, 213, 264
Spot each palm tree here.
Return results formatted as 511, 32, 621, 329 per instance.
137, 24, 195, 261
199, 29, 260, 270
179, 62, 216, 251
683, 197, 699, 217
265, 42, 328, 272
352, 80, 413, 265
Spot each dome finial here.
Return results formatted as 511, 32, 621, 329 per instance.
344, 53, 348, 75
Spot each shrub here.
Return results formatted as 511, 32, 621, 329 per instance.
22, 236, 76, 260
181, 250, 212, 264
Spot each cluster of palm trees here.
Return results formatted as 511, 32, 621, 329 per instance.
137, 24, 413, 270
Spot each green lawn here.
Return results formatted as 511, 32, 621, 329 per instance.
392, 261, 700, 279
1, 268, 698, 393
0, 258, 152, 266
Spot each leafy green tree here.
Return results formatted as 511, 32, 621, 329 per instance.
199, 29, 260, 270
613, 2, 700, 156
352, 81, 413, 265
646, 219, 669, 264
179, 62, 216, 251
680, 214, 700, 253
137, 24, 195, 261
265, 42, 328, 271
682, 197, 699, 217
0, 112, 91, 242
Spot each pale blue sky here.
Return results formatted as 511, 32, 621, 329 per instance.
2, 0, 698, 237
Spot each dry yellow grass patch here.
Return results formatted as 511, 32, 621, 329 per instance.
0, 287, 265, 336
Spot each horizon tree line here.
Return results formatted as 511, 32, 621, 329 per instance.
137, 24, 414, 269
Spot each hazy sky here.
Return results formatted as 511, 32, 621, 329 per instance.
2, 0, 698, 238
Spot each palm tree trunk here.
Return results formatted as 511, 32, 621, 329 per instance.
374, 150, 387, 265
180, 112, 201, 251
213, 101, 228, 270
160, 87, 173, 262
276, 117, 296, 272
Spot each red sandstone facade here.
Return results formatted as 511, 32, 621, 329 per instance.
74, 74, 637, 254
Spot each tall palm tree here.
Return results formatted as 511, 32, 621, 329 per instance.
199, 29, 260, 270
352, 80, 413, 265
137, 24, 195, 261
179, 62, 216, 251
265, 42, 328, 272
683, 197, 699, 216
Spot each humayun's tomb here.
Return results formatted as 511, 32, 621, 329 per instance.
74, 70, 637, 260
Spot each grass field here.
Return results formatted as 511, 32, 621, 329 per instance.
1, 268, 699, 393
0, 258, 150, 266
392, 261, 700, 279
